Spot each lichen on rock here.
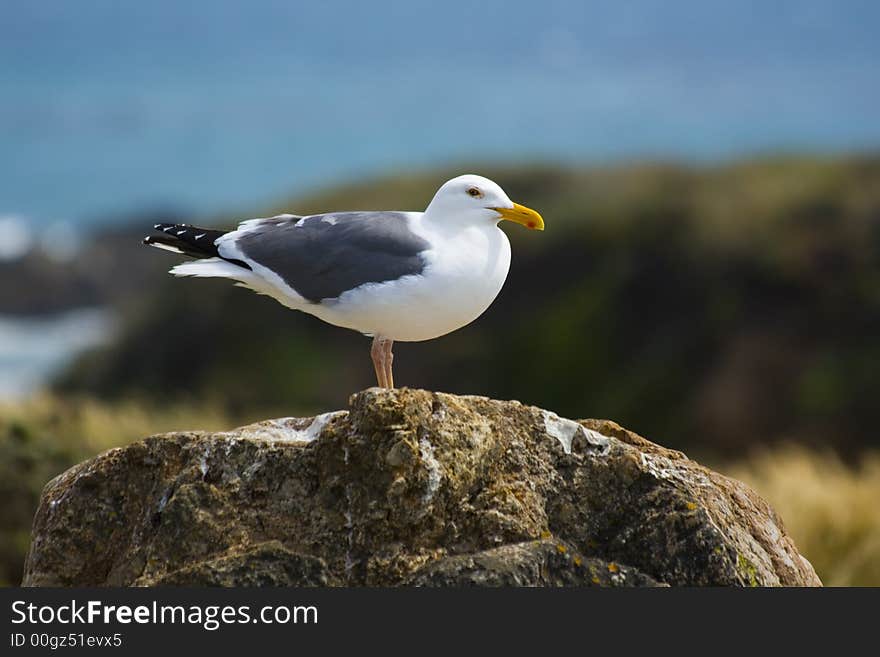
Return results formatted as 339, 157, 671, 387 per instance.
22, 388, 821, 587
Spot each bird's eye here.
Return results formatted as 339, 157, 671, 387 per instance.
466, 187, 483, 198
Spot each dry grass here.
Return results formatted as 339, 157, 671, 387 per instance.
721, 446, 880, 587
0, 395, 245, 585
0, 393, 238, 455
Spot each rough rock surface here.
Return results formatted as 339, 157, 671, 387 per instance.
23, 389, 820, 587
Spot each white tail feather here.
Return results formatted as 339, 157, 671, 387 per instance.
147, 241, 185, 255
169, 258, 246, 279
168, 257, 285, 302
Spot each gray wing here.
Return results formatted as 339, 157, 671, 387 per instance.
231, 212, 430, 303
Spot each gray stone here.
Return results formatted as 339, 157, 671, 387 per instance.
22, 389, 821, 587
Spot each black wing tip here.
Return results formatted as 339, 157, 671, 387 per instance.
142, 235, 176, 248
144, 224, 234, 262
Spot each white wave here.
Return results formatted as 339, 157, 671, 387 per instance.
0, 307, 116, 399
0, 215, 34, 261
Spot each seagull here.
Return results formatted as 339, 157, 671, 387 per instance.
144, 174, 544, 388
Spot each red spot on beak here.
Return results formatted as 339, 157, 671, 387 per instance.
527, 221, 536, 229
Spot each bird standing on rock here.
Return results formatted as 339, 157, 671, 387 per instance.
144, 175, 544, 388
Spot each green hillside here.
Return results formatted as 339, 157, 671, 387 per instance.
56, 155, 880, 455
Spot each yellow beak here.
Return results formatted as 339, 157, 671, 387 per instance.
493, 202, 545, 231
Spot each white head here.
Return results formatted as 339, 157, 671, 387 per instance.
424, 174, 544, 231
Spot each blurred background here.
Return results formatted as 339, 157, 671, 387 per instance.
2, 0, 879, 586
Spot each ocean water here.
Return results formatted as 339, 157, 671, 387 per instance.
2, 0, 879, 232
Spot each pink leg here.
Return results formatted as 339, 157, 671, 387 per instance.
382, 338, 394, 389
370, 336, 393, 388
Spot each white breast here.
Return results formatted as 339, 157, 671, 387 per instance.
308, 216, 512, 342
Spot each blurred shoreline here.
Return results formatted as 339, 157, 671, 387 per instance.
0, 308, 115, 400
2, 153, 879, 444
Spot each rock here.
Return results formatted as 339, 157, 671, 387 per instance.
402, 539, 663, 586
22, 389, 820, 587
